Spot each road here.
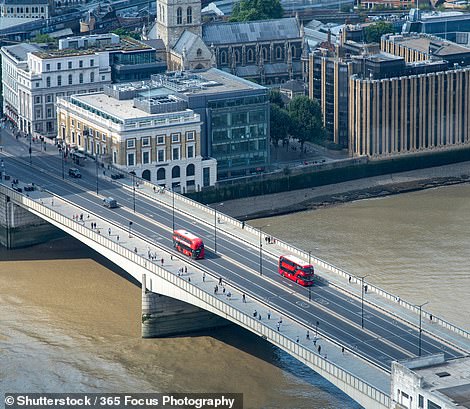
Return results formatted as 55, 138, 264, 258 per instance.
0, 129, 466, 375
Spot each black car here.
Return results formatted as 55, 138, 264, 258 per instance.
68, 168, 82, 178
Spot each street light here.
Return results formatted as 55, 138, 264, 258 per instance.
95, 153, 99, 194
132, 173, 136, 213
29, 133, 32, 165
359, 274, 369, 329
59, 146, 64, 179
258, 224, 270, 276
417, 301, 429, 357
214, 203, 223, 254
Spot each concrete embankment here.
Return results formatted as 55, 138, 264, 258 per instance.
219, 161, 470, 220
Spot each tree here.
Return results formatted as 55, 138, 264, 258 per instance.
268, 89, 284, 108
363, 21, 394, 43
270, 103, 290, 147
111, 28, 141, 40
287, 96, 325, 149
32, 34, 56, 44
230, 0, 283, 22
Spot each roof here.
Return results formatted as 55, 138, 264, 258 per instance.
1, 0, 48, 4
1, 42, 42, 61
140, 38, 165, 51
385, 34, 470, 56
0, 16, 34, 30
173, 30, 199, 55
280, 79, 305, 92
203, 17, 300, 45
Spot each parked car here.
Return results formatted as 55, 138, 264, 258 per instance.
68, 168, 82, 178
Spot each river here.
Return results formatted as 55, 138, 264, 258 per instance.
1, 184, 469, 408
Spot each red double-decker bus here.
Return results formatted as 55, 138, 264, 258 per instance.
278, 255, 314, 286
173, 229, 205, 259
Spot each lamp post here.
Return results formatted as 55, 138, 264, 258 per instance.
417, 301, 429, 357
315, 320, 319, 336
359, 274, 369, 329
128, 221, 133, 238
95, 153, 99, 194
60, 146, 64, 179
172, 189, 175, 231
132, 173, 136, 213
258, 224, 269, 276
29, 133, 32, 165
214, 203, 223, 254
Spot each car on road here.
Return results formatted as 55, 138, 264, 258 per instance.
102, 197, 118, 208
68, 168, 82, 178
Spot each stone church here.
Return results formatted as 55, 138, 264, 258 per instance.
151, 0, 309, 85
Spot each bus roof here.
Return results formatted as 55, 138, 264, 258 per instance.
280, 254, 312, 267
174, 229, 201, 241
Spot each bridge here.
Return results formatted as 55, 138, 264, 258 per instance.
1, 135, 469, 408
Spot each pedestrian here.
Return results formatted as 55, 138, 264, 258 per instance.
217, 217, 220, 224
296, 336, 299, 343
222, 287, 225, 294
267, 311, 271, 320
203, 272, 205, 282
342, 346, 345, 354
277, 323, 280, 331
313, 337, 317, 346
364, 284, 368, 293
242, 221, 245, 229
306, 330, 310, 340
108, 228, 111, 235
219, 277, 223, 286
153, 186, 156, 193
242, 294, 246, 303
349, 276, 352, 284
51, 198, 54, 206
87, 214, 90, 219
279, 317, 283, 324
161, 258, 164, 265
134, 247, 137, 253
188, 277, 191, 283
318, 345, 321, 354
258, 314, 261, 320
80, 213, 83, 221
227, 291, 231, 300
117, 235, 119, 242
253, 310, 257, 318
184, 266, 187, 273
171, 255, 173, 260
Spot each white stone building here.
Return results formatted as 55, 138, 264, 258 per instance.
0, 0, 52, 19
57, 83, 217, 191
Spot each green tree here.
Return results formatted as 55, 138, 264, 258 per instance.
287, 96, 325, 149
270, 103, 290, 147
230, 0, 283, 22
268, 89, 284, 108
111, 28, 141, 40
32, 34, 56, 44
363, 21, 394, 43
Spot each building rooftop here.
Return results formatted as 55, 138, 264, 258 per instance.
0, 16, 35, 30
1, 42, 42, 61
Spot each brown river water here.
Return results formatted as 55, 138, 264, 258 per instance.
1, 184, 469, 408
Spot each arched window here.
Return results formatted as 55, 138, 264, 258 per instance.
40, 6, 44, 12
220, 50, 227, 64
177, 7, 182, 24
291, 46, 296, 59
247, 49, 254, 62
276, 46, 282, 59
90, 72, 94, 83
235, 50, 241, 63
172, 166, 180, 178
262, 47, 268, 61
186, 163, 195, 177
157, 168, 166, 180
197, 48, 202, 56
142, 169, 151, 181
187, 6, 192, 24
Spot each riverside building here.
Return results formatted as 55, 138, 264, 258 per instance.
56, 83, 217, 192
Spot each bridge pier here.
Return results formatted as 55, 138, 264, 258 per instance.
141, 274, 231, 338
0, 191, 65, 248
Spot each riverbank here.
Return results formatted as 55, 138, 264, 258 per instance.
219, 161, 470, 220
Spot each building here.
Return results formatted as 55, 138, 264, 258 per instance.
153, 69, 270, 179
57, 84, 217, 191
0, 0, 52, 19
151, 0, 308, 86
391, 353, 470, 408
309, 32, 470, 157
1, 33, 165, 138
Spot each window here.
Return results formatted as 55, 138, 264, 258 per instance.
35, 109, 42, 119
172, 147, 180, 160
187, 6, 192, 24
142, 137, 150, 146
220, 51, 227, 64
157, 135, 165, 144
418, 395, 424, 409
127, 153, 135, 166
157, 168, 166, 180
172, 166, 180, 178
57, 62, 62, 70
187, 145, 194, 158
171, 133, 180, 143
142, 151, 150, 164
71, 119, 75, 126
247, 49, 254, 62
157, 149, 165, 162
46, 95, 53, 103
102, 133, 106, 142
57, 75, 62, 86
34, 96, 41, 104
79, 60, 83, 68
197, 48, 202, 57
90, 72, 94, 83
203, 167, 210, 187
186, 131, 195, 141
46, 63, 50, 71
68, 74, 73, 85
177, 7, 182, 24
47, 107, 52, 118
68, 61, 72, 69
276, 46, 282, 59
186, 163, 195, 176
79, 73, 83, 84
46, 77, 51, 87
90, 59, 94, 67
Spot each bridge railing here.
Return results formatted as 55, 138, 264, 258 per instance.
128, 181, 470, 342
3, 185, 390, 408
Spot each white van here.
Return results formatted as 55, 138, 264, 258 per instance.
103, 197, 118, 208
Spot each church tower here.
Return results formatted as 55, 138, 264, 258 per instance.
156, 0, 202, 50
